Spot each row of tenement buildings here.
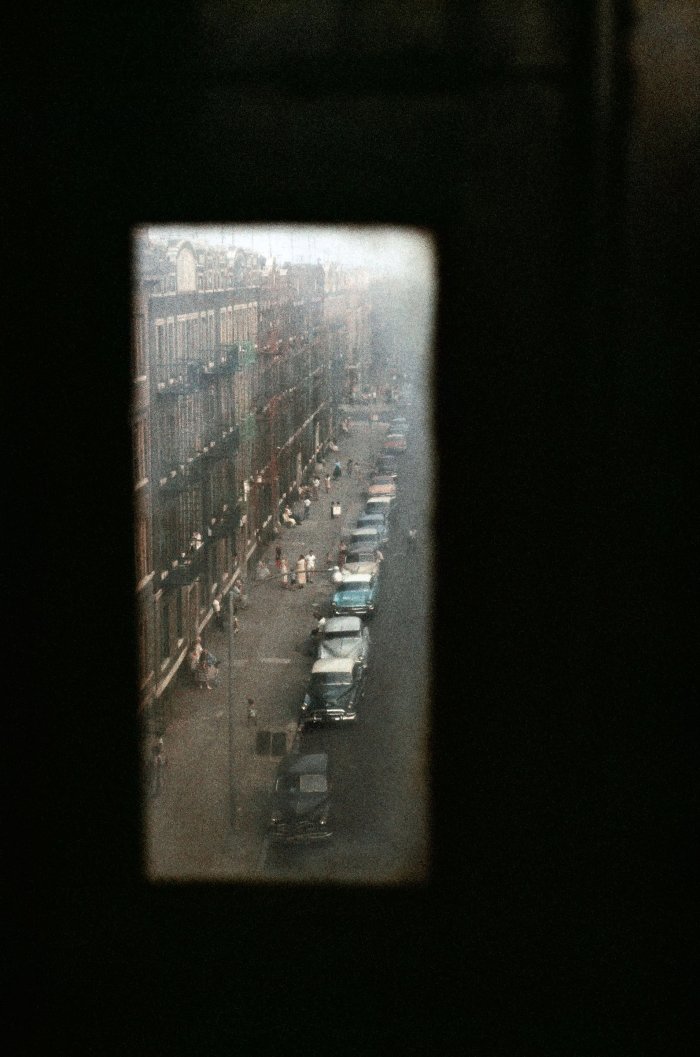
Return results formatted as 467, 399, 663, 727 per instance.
132, 232, 376, 724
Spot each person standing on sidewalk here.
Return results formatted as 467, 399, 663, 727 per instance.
246, 698, 257, 726
196, 648, 214, 691
324, 472, 331, 493
296, 554, 307, 588
346, 458, 353, 477
213, 594, 224, 631
333, 461, 342, 480
303, 495, 311, 519
306, 550, 316, 583
338, 541, 347, 569
149, 738, 167, 797
188, 636, 203, 685
275, 544, 283, 571
312, 476, 320, 500
280, 555, 289, 588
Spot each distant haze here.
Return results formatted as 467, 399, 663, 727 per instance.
144, 224, 435, 282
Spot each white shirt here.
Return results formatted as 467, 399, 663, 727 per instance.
306, 553, 316, 570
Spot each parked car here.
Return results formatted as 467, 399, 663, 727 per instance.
383, 433, 407, 453
343, 547, 381, 576
368, 475, 397, 488
300, 658, 366, 725
269, 752, 332, 842
348, 526, 384, 552
317, 615, 370, 666
366, 482, 396, 498
331, 572, 379, 618
355, 513, 389, 543
376, 455, 399, 476
365, 495, 395, 519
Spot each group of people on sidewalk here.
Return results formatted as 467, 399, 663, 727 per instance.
271, 545, 317, 588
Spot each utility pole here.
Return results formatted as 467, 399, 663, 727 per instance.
228, 587, 236, 828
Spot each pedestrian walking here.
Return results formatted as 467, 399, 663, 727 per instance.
213, 594, 224, 630
333, 461, 342, 480
275, 544, 283, 570
303, 495, 311, 519
338, 541, 347, 569
306, 550, 316, 583
280, 556, 289, 588
256, 559, 271, 581
346, 459, 353, 477
296, 554, 307, 588
149, 738, 167, 797
331, 564, 343, 586
312, 476, 320, 500
246, 698, 257, 726
324, 473, 331, 493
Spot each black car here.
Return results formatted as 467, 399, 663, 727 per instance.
300, 657, 366, 725
269, 752, 332, 842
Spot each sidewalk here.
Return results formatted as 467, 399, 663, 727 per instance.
143, 409, 393, 880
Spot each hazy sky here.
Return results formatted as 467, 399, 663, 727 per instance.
146, 224, 435, 282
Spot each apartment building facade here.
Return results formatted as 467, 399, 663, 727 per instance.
132, 235, 346, 723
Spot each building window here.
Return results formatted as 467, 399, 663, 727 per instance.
135, 515, 151, 583
137, 606, 149, 683
160, 600, 170, 661
176, 589, 184, 640
134, 315, 146, 377
133, 420, 148, 486
155, 322, 166, 366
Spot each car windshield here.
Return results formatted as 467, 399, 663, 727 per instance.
311, 672, 352, 686
276, 774, 328, 794
347, 551, 375, 563
336, 580, 368, 593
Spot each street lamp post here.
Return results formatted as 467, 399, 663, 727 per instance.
228, 586, 236, 828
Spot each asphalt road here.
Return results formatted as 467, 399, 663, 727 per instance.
262, 387, 432, 883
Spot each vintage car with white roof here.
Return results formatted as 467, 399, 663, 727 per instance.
331, 571, 379, 618
300, 657, 366, 726
316, 615, 370, 666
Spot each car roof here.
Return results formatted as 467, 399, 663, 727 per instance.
277, 752, 328, 776
343, 561, 379, 575
311, 657, 356, 673
366, 496, 393, 505
351, 526, 381, 537
357, 513, 385, 521
323, 616, 363, 632
338, 572, 373, 584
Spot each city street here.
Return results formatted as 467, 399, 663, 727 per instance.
143, 395, 431, 883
